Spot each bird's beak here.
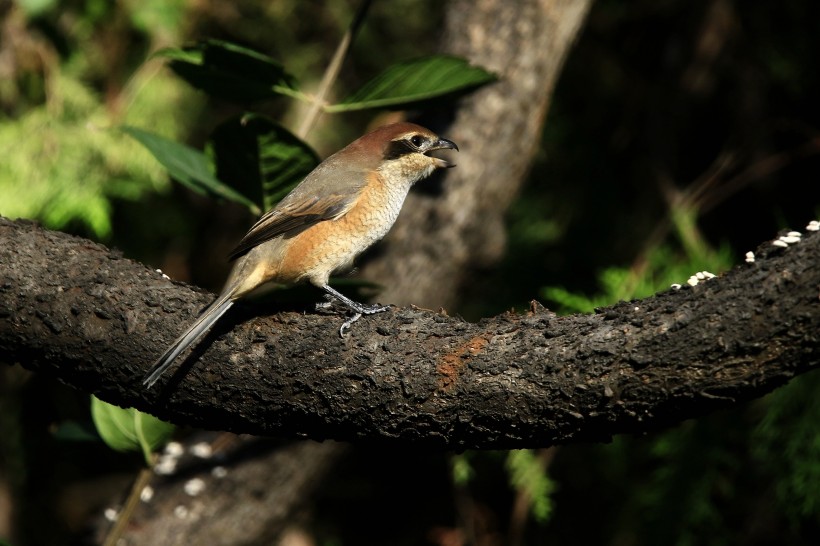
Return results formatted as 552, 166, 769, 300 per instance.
427, 137, 459, 169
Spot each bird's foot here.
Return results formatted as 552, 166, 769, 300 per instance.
336, 303, 393, 337
319, 285, 393, 336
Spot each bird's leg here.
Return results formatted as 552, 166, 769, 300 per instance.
320, 284, 392, 314
319, 284, 392, 336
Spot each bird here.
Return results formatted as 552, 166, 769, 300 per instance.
143, 122, 458, 388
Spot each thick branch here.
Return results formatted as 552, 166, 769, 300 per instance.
1, 216, 818, 449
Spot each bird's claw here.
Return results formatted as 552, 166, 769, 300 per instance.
338, 313, 363, 337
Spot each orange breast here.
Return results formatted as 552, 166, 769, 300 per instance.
273, 172, 408, 287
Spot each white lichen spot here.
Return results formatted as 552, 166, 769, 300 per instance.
190, 442, 213, 459
779, 235, 801, 244
184, 478, 206, 497
772, 239, 789, 248
174, 505, 189, 519
686, 271, 715, 286
745, 251, 755, 263
154, 455, 178, 476
155, 268, 171, 280
164, 442, 184, 457
140, 485, 154, 503
104, 508, 119, 522
787, 231, 802, 238
211, 466, 228, 478
806, 220, 820, 232
671, 283, 682, 290
634, 306, 640, 312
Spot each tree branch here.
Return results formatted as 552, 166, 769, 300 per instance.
2, 216, 818, 449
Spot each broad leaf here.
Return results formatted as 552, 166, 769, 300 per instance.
154, 40, 303, 103
91, 396, 175, 466
211, 114, 319, 212
328, 55, 496, 112
123, 126, 260, 214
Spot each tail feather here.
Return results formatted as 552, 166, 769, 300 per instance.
143, 294, 235, 388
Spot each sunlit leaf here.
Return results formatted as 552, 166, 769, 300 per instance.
91, 396, 175, 466
211, 114, 319, 212
328, 55, 496, 112
154, 40, 303, 103
123, 125, 260, 214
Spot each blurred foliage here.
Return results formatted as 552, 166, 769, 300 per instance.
543, 215, 735, 314
453, 450, 556, 526
2, 0, 820, 545
0, 69, 190, 237
0, 0, 198, 238
505, 450, 555, 524
753, 373, 820, 526
451, 452, 475, 485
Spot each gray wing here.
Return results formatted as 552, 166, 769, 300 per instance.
228, 160, 369, 261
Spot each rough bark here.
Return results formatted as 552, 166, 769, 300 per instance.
359, 0, 593, 309
2, 216, 818, 450
113, 435, 345, 546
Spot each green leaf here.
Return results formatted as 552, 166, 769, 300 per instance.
211, 114, 319, 212
91, 396, 175, 466
328, 55, 496, 113
122, 125, 260, 214
154, 40, 303, 103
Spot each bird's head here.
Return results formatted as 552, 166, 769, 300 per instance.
349, 122, 458, 186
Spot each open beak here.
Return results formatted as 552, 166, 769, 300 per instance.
428, 137, 459, 168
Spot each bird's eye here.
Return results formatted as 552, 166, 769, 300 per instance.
409, 135, 424, 148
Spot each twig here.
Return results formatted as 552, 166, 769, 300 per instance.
295, 0, 373, 139
103, 466, 154, 546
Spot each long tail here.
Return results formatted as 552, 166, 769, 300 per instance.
143, 292, 235, 388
